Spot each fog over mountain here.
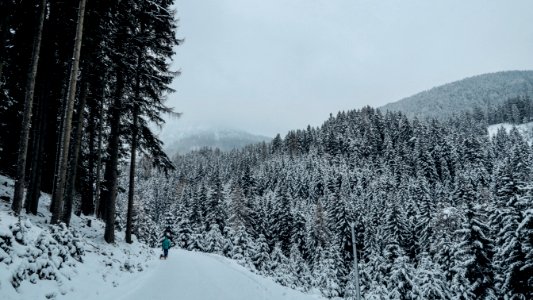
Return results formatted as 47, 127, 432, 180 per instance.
161, 127, 271, 156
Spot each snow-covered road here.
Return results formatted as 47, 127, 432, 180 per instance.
106, 249, 324, 300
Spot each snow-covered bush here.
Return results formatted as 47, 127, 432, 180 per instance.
0, 226, 13, 265
9, 221, 28, 245
10, 223, 85, 289
49, 223, 85, 262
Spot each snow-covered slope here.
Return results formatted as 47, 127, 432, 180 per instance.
488, 122, 533, 143
0, 175, 325, 300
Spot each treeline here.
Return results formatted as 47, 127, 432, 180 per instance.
0, 0, 179, 243
127, 107, 532, 299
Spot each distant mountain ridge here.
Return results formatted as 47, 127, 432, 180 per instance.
380, 70, 533, 119
163, 128, 271, 156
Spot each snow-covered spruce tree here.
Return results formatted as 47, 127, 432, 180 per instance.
161, 211, 176, 239
305, 200, 329, 262
413, 253, 451, 299
382, 198, 410, 259
382, 242, 416, 300
270, 183, 294, 254
311, 244, 341, 298
490, 148, 532, 299
269, 242, 292, 287
517, 197, 533, 299
132, 202, 160, 247
288, 243, 312, 291
188, 231, 207, 252
251, 233, 271, 274
205, 223, 225, 254
228, 185, 254, 234
452, 200, 495, 300
413, 177, 435, 255
205, 168, 228, 232
432, 207, 462, 284
230, 224, 254, 268
324, 173, 354, 288
175, 215, 193, 249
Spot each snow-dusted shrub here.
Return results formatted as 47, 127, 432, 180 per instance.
49, 223, 85, 262
0, 227, 13, 265
9, 221, 27, 245
11, 223, 85, 288
11, 234, 60, 288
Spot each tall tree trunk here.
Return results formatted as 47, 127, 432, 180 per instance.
94, 89, 105, 219
51, 0, 88, 224
126, 102, 139, 243
80, 94, 97, 216
12, 0, 47, 215
101, 71, 123, 244
50, 80, 70, 213
62, 80, 88, 226
25, 86, 48, 214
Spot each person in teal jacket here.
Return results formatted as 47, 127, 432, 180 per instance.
162, 235, 171, 259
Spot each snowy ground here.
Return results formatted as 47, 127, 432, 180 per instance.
487, 122, 533, 143
103, 249, 325, 300
0, 175, 326, 300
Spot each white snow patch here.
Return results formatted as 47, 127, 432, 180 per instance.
487, 122, 533, 144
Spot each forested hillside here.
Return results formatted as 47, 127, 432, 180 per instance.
127, 107, 533, 299
380, 70, 533, 120
0, 0, 178, 243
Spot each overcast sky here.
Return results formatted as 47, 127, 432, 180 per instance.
163, 0, 533, 137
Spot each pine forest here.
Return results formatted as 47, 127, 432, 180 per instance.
0, 0, 532, 299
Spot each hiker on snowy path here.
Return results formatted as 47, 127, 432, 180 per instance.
161, 234, 171, 259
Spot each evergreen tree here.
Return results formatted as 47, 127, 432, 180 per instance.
453, 201, 495, 299
251, 234, 271, 274
312, 245, 341, 298
205, 223, 225, 254
414, 254, 451, 299
288, 244, 312, 291
269, 243, 291, 286
231, 225, 254, 268
271, 184, 293, 253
